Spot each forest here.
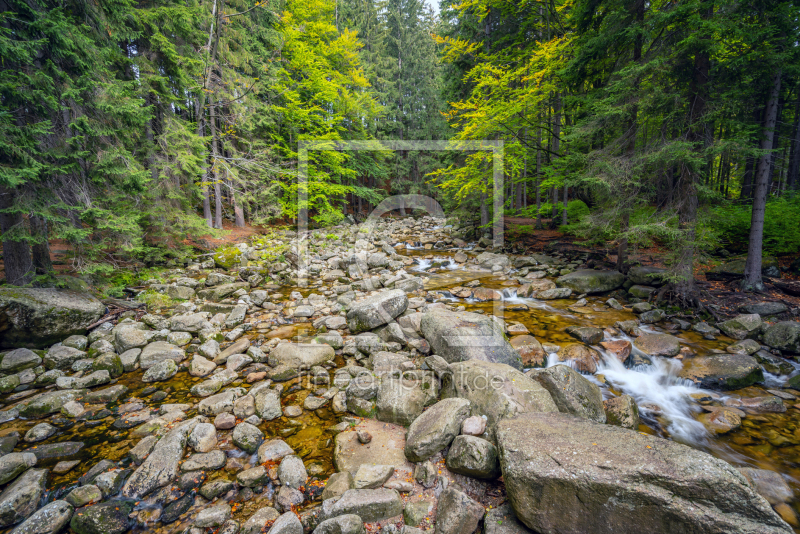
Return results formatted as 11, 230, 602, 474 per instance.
2, 0, 800, 299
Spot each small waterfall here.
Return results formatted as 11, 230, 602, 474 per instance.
412, 259, 433, 272
597, 350, 709, 446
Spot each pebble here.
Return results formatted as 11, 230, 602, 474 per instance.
357, 430, 372, 444
215, 413, 236, 429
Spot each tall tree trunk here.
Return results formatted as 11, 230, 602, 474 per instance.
788, 91, 800, 191
674, 2, 712, 304
208, 94, 223, 229
0, 187, 33, 286
30, 215, 52, 275
743, 68, 782, 291
196, 96, 213, 227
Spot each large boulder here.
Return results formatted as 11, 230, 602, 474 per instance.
404, 398, 471, 462
527, 365, 605, 423
10, 499, 73, 534
717, 314, 762, 340
706, 257, 781, 281
69, 500, 134, 534
763, 321, 800, 354
420, 309, 522, 370
0, 288, 105, 349
0, 468, 48, 527
555, 270, 624, 294
139, 342, 185, 370
326, 489, 403, 522
441, 360, 557, 439
0, 349, 41, 373
122, 418, 199, 499
435, 487, 485, 534
496, 412, 791, 534
376, 378, 426, 426
627, 266, 667, 286
346, 290, 408, 333
679, 353, 764, 390
270, 343, 334, 369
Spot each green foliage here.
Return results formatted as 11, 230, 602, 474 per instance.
708, 196, 800, 255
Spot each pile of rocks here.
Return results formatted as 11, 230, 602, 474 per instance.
0, 215, 796, 534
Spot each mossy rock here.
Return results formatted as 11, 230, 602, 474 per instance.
706, 256, 781, 281
213, 246, 242, 270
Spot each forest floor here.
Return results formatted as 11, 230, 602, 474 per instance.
1, 216, 798, 317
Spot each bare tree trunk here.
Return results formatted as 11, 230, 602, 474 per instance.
30, 215, 52, 275
674, 3, 712, 304
232, 187, 245, 227
743, 68, 782, 291
787, 91, 800, 191
0, 187, 33, 286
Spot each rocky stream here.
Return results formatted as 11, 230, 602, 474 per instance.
1, 216, 800, 534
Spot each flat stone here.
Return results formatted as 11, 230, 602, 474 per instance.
326, 489, 403, 523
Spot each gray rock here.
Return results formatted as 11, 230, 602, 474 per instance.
0, 288, 105, 349
242, 507, 280, 534
139, 341, 185, 369
434, 487, 485, 534
627, 266, 666, 286
190, 368, 238, 396
258, 439, 295, 464
0, 453, 37, 485
313, 514, 365, 534
129, 436, 158, 464
603, 395, 640, 429
537, 288, 573, 300
740, 301, 789, 316
119, 348, 141, 372
496, 412, 790, 534
322, 471, 354, 501
142, 359, 178, 382
198, 388, 245, 415
122, 417, 200, 499
327, 489, 403, 522
0, 349, 41, 373
556, 270, 624, 294
0, 468, 48, 527
633, 334, 681, 357
717, 314, 763, 340
565, 326, 603, 345
69, 500, 133, 534
527, 365, 605, 423
195, 504, 231, 528
253, 386, 283, 420
442, 360, 557, 439
270, 343, 335, 369
278, 455, 307, 489
267, 512, 303, 534
24, 423, 56, 443
354, 464, 394, 489
181, 450, 226, 471
346, 290, 408, 333
405, 398, 471, 462
188, 422, 217, 453
763, 321, 800, 354
420, 309, 522, 370
376, 378, 426, 427
44, 346, 86, 370
18, 389, 83, 418
679, 353, 764, 390
65, 484, 102, 507
238, 465, 269, 487
233, 422, 264, 453
446, 435, 500, 478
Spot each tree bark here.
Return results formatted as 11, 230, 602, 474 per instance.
674, 2, 712, 304
743, 68, 782, 291
787, 91, 800, 191
0, 187, 33, 286
29, 215, 52, 276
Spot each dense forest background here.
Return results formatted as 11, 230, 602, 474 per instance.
2, 0, 800, 300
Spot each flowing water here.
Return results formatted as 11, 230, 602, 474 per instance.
407, 246, 800, 524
